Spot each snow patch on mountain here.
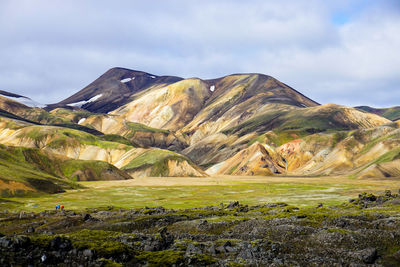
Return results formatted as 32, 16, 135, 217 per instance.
67, 94, 103, 108
121, 77, 135, 83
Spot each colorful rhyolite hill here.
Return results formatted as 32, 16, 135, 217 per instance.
0, 67, 399, 195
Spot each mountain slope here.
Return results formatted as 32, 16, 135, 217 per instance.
0, 144, 77, 197
223, 104, 390, 137
180, 74, 319, 140
276, 121, 400, 178
208, 120, 400, 178
111, 78, 212, 130
77, 114, 187, 151
122, 149, 206, 177
206, 142, 285, 176
0, 90, 44, 108
356, 106, 400, 121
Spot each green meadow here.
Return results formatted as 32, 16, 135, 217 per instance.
2, 176, 400, 211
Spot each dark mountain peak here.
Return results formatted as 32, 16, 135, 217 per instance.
102, 67, 156, 79
47, 67, 183, 113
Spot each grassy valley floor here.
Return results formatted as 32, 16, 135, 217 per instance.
2, 175, 400, 211
2, 176, 400, 266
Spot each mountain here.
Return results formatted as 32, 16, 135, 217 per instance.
47, 67, 183, 113
356, 106, 400, 121
0, 90, 44, 108
110, 73, 319, 132
0, 67, 398, 193
278, 120, 400, 178
206, 142, 285, 176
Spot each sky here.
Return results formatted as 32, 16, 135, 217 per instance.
0, 0, 399, 107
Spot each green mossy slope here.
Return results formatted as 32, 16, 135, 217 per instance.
16, 126, 124, 150
0, 144, 131, 197
122, 149, 189, 176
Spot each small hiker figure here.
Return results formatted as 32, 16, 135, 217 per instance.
60, 205, 64, 211
55, 205, 60, 210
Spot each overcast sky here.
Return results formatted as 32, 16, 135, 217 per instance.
0, 0, 399, 107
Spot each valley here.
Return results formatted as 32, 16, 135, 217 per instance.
2, 175, 400, 211
1, 67, 399, 266
2, 178, 400, 266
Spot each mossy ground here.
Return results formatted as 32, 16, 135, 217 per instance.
66, 229, 131, 256
135, 250, 184, 266
2, 191, 400, 266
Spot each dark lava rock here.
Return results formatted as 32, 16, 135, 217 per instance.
361, 248, 378, 264
26, 226, 35, 233
392, 249, 400, 261
0, 237, 12, 248
227, 201, 240, 208
208, 244, 217, 255
50, 236, 72, 251
13, 235, 31, 248
83, 249, 94, 259
82, 213, 90, 221
185, 243, 202, 255
359, 193, 377, 202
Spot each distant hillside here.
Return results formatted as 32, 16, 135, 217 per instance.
0, 116, 206, 180
0, 90, 44, 108
356, 106, 400, 121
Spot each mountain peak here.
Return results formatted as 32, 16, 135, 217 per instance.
47, 68, 183, 113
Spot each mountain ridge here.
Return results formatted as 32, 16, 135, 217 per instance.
0, 67, 399, 196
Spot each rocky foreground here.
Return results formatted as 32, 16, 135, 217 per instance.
1, 192, 400, 266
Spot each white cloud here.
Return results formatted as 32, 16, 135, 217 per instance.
0, 0, 398, 107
